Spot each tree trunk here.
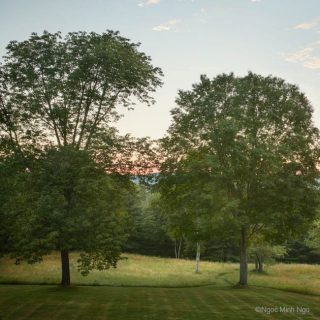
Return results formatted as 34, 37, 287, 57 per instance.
239, 228, 248, 285
174, 240, 178, 259
60, 250, 71, 287
254, 253, 264, 272
258, 256, 263, 272
177, 238, 182, 259
222, 248, 226, 262
254, 255, 259, 271
195, 242, 201, 273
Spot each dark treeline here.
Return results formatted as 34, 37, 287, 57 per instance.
123, 183, 320, 264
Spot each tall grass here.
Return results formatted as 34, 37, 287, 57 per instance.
0, 252, 319, 295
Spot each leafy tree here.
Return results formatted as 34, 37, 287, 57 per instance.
158, 153, 229, 272
0, 30, 162, 154
7, 147, 133, 286
305, 217, 320, 256
162, 72, 319, 285
283, 239, 320, 263
249, 237, 287, 272
0, 30, 162, 286
0, 155, 25, 256
124, 187, 173, 257
166, 222, 185, 259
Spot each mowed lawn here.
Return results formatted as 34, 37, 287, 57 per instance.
1, 285, 320, 319
0, 253, 320, 319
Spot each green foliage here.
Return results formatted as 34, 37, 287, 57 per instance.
161, 72, 320, 284
158, 153, 232, 244
0, 30, 163, 284
249, 233, 287, 271
0, 156, 23, 255
0, 30, 163, 153
305, 218, 320, 254
282, 239, 320, 263
7, 147, 133, 276
250, 243, 287, 264
165, 72, 319, 235
124, 186, 173, 256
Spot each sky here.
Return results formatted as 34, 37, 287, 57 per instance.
1, 0, 320, 139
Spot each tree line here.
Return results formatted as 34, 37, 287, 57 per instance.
0, 30, 319, 287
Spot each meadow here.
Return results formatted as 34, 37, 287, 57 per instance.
0, 253, 320, 295
0, 253, 320, 319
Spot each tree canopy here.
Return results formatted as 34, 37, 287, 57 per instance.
0, 30, 163, 286
8, 147, 132, 278
161, 72, 320, 285
0, 30, 162, 154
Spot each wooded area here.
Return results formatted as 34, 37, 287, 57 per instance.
1, 31, 320, 290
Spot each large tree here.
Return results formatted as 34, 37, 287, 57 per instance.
0, 30, 162, 286
162, 72, 319, 285
0, 30, 162, 153
7, 147, 133, 286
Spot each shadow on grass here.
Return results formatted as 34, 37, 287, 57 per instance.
216, 272, 232, 277
0, 280, 219, 289
250, 269, 269, 276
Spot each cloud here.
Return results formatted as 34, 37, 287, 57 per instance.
287, 18, 320, 69
285, 47, 314, 63
138, 0, 161, 7
303, 57, 320, 69
152, 19, 180, 32
285, 45, 320, 69
250, 0, 261, 2
294, 19, 320, 30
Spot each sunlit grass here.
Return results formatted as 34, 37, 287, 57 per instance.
0, 252, 235, 287
249, 263, 320, 296
0, 252, 319, 295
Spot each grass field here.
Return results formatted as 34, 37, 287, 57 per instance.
1, 252, 320, 295
0, 253, 320, 319
1, 285, 320, 320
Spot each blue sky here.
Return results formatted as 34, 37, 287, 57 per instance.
1, 0, 320, 138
